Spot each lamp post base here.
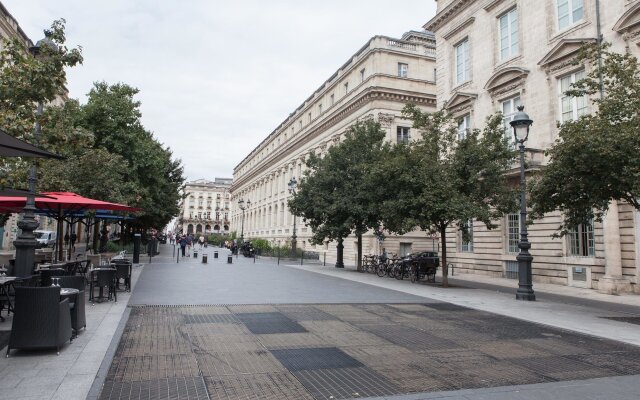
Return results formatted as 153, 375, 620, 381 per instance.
515, 289, 536, 301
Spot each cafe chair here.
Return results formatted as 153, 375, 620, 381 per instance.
56, 276, 87, 335
91, 269, 117, 304
6, 286, 73, 357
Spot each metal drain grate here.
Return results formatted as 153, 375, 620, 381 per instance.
271, 347, 363, 371
423, 303, 471, 312
184, 314, 239, 324
602, 316, 640, 325
292, 366, 400, 400
100, 376, 209, 400
360, 324, 462, 351
236, 312, 307, 334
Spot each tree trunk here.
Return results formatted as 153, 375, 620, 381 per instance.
356, 232, 363, 272
335, 237, 345, 268
440, 225, 448, 288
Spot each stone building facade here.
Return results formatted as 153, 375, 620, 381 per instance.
231, 32, 438, 263
177, 178, 233, 236
425, 0, 640, 293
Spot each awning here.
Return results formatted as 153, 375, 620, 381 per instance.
0, 128, 64, 159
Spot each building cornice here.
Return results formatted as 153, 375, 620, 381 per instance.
234, 38, 436, 172
424, 0, 476, 33
231, 87, 436, 190
442, 17, 475, 40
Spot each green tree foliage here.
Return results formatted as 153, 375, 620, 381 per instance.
80, 82, 185, 229
530, 43, 640, 233
289, 120, 388, 270
0, 19, 84, 190
0, 19, 82, 140
381, 105, 517, 287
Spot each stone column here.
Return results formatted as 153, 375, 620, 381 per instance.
598, 201, 631, 294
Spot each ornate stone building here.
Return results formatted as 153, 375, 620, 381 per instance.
425, 0, 640, 293
231, 32, 438, 263
177, 178, 233, 236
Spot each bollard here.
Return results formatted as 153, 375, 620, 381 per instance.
194, 251, 198, 259
202, 254, 208, 263
214, 251, 218, 259
227, 255, 233, 264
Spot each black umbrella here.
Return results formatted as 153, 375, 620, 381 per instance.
0, 128, 63, 159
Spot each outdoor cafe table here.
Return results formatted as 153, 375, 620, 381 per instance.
0, 276, 16, 322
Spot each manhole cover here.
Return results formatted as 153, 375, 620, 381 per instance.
271, 347, 363, 371
236, 312, 307, 334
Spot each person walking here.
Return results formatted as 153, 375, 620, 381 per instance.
179, 235, 187, 257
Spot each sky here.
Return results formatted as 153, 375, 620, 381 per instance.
4, 1, 437, 181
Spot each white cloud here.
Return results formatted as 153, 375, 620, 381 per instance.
3, 0, 437, 181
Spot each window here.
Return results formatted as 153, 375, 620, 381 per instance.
455, 39, 470, 84
557, 0, 583, 30
318, 104, 323, 114
299, 120, 302, 130
501, 96, 521, 143
461, 219, 474, 252
499, 8, 518, 60
398, 63, 408, 78
360, 68, 366, 82
344, 82, 349, 94
568, 221, 594, 257
506, 213, 520, 253
397, 126, 410, 144
457, 114, 471, 140
308, 112, 312, 123
330, 93, 334, 105
559, 70, 587, 122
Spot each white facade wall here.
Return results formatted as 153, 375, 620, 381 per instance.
178, 179, 233, 235
231, 34, 438, 263
426, 0, 640, 292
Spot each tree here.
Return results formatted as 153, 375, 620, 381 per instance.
0, 19, 83, 189
289, 120, 388, 270
81, 82, 185, 230
530, 43, 640, 233
380, 106, 517, 287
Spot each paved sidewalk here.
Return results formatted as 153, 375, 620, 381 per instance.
0, 261, 145, 400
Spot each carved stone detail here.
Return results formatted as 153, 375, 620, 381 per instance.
377, 112, 395, 127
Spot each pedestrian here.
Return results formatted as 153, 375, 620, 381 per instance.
64, 232, 69, 246
186, 234, 193, 257
380, 247, 388, 265
70, 232, 77, 251
179, 235, 187, 257
199, 235, 204, 248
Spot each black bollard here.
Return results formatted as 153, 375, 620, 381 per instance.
214, 251, 218, 259
202, 254, 208, 263
227, 255, 233, 264
194, 250, 198, 259
133, 234, 141, 264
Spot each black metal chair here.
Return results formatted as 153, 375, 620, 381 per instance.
56, 276, 87, 335
6, 286, 73, 356
76, 260, 91, 285
112, 261, 132, 292
40, 268, 66, 287
90, 269, 117, 304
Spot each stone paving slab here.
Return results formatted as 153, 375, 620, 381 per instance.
0, 262, 145, 400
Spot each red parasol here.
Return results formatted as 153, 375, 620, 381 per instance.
0, 191, 140, 213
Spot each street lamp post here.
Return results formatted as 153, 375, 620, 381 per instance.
13, 32, 55, 276
510, 106, 536, 301
238, 198, 250, 243
288, 177, 298, 253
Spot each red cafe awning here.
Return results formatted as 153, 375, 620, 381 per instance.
0, 191, 140, 214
